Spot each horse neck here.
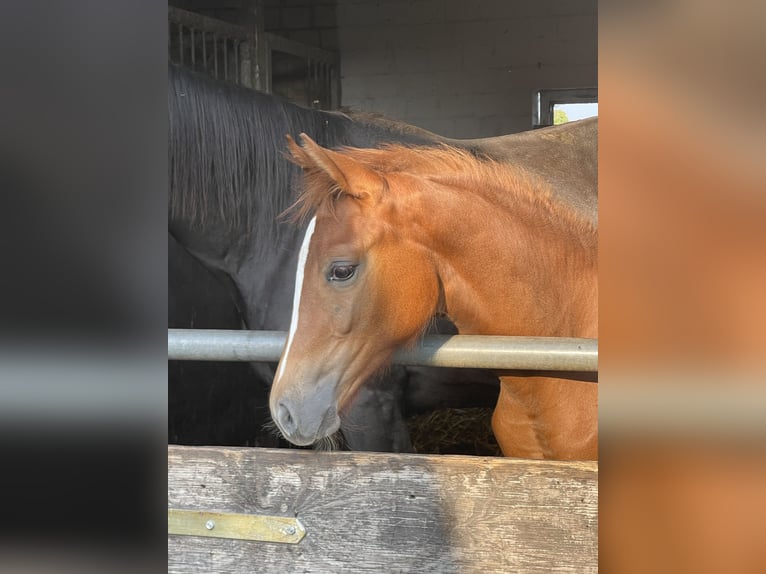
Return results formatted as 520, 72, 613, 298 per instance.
170, 214, 306, 331
398, 174, 598, 338
444, 120, 599, 226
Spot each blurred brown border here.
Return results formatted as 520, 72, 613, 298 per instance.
600, 1, 766, 571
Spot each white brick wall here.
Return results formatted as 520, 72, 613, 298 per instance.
336, 0, 597, 137
266, 0, 597, 138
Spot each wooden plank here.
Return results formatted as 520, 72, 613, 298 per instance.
168, 446, 597, 573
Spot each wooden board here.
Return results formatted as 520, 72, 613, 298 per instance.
168, 446, 597, 573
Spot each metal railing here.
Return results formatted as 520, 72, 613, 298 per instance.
169, 6, 253, 87
168, 6, 340, 108
168, 329, 598, 372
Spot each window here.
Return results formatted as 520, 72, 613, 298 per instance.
533, 88, 598, 128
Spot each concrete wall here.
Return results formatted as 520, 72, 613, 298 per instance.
266, 0, 596, 138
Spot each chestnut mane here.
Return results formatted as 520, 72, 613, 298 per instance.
287, 143, 596, 244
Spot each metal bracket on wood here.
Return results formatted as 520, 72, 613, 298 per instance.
168, 509, 306, 544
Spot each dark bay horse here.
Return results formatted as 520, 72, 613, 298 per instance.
169, 234, 281, 447
168, 64, 502, 451
270, 132, 598, 460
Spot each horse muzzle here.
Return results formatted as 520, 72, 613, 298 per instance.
270, 378, 341, 446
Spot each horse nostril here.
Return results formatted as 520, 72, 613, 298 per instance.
276, 401, 297, 435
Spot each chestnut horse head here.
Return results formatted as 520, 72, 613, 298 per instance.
269, 135, 443, 445
270, 133, 598, 458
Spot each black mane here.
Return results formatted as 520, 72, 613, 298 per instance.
168, 63, 352, 235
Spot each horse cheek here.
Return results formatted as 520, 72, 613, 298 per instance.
331, 300, 353, 335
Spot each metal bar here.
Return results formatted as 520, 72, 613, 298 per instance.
332, 64, 340, 109
323, 62, 329, 108
190, 28, 195, 66
168, 329, 598, 372
213, 34, 218, 78
178, 23, 184, 65
314, 60, 320, 107
224, 38, 228, 80
234, 41, 239, 84
168, 509, 305, 544
262, 35, 271, 92
202, 31, 207, 71
319, 61, 325, 108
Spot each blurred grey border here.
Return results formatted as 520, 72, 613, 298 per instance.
0, 2, 167, 570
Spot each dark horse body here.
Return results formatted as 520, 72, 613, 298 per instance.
168, 63, 596, 451
169, 64, 502, 451
169, 234, 280, 447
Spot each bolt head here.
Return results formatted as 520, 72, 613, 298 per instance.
205, 519, 215, 530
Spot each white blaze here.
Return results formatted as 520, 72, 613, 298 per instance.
275, 216, 317, 384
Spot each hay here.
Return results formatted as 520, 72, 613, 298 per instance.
407, 407, 501, 457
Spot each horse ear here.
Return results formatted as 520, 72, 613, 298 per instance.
293, 133, 383, 204
285, 134, 312, 168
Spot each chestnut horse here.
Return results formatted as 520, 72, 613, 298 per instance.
269, 132, 598, 460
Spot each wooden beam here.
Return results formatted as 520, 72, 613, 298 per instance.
168, 446, 597, 573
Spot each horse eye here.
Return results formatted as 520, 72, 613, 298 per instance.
329, 264, 357, 282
